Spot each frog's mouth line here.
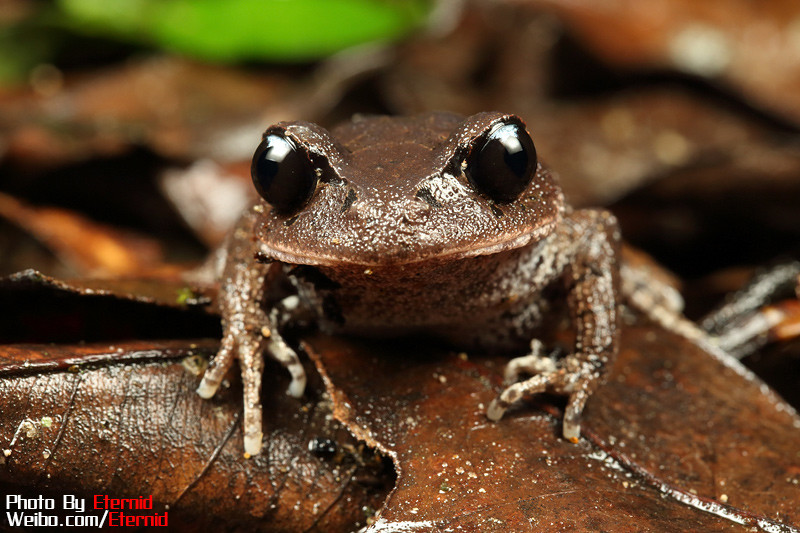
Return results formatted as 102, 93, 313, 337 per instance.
260, 223, 553, 267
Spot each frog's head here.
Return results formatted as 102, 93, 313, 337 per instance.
251, 112, 564, 266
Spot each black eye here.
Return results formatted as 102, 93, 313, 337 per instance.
465, 122, 537, 203
251, 134, 318, 213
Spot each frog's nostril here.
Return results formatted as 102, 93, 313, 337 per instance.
340, 188, 357, 213
415, 187, 442, 208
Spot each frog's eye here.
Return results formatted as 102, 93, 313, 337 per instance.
465, 122, 537, 203
251, 134, 318, 213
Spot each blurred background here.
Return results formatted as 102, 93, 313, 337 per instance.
1, 0, 799, 318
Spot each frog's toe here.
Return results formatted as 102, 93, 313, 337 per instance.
242, 395, 264, 457
562, 387, 591, 443
487, 372, 554, 421
287, 370, 306, 398
239, 337, 265, 457
486, 398, 507, 421
244, 431, 264, 457
196, 377, 219, 399
197, 335, 235, 399
265, 336, 307, 398
562, 419, 581, 442
502, 339, 556, 384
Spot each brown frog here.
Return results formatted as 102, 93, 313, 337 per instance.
197, 111, 621, 456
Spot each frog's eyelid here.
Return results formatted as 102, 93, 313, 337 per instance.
265, 121, 350, 184
434, 112, 529, 177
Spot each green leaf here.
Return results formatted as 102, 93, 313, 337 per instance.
58, 0, 432, 61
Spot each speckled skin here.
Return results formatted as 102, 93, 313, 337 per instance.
197, 112, 621, 456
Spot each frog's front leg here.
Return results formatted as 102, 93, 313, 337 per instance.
196, 210, 306, 457
488, 209, 621, 442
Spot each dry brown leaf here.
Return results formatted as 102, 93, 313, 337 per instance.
0, 340, 391, 532
307, 327, 800, 532
0, 192, 166, 277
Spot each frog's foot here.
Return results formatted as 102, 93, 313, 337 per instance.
196, 298, 307, 457
196, 324, 269, 456
487, 354, 601, 442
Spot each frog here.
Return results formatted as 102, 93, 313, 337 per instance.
196, 111, 621, 457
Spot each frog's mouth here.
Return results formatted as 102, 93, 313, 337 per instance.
258, 219, 557, 268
